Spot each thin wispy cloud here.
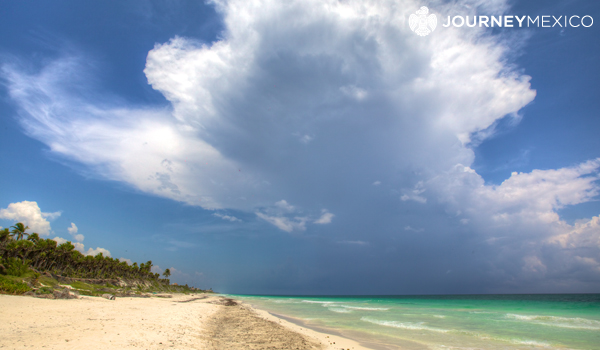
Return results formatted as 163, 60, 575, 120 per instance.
213, 213, 241, 222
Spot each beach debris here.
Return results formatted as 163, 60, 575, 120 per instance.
155, 294, 173, 298
55, 289, 79, 299
177, 296, 208, 303
133, 293, 151, 298
30, 288, 79, 299
209, 297, 238, 306
205, 302, 321, 349
222, 298, 237, 306
101, 294, 116, 300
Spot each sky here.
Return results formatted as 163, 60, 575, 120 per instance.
0, 0, 599, 295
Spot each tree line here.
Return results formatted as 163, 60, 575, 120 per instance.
0, 223, 171, 282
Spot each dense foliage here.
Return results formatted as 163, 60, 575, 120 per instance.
0, 275, 31, 294
0, 224, 163, 281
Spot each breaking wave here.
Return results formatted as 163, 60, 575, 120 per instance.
341, 305, 389, 311
301, 300, 336, 304
505, 314, 600, 330
361, 317, 449, 333
509, 338, 551, 347
328, 307, 353, 313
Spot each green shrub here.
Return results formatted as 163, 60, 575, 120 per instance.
0, 275, 31, 294
2, 258, 30, 277
39, 276, 59, 287
37, 286, 54, 295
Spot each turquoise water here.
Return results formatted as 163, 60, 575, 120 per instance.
230, 294, 600, 350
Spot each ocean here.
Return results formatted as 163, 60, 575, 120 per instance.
230, 294, 600, 350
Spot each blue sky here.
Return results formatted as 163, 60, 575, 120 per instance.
0, 0, 599, 295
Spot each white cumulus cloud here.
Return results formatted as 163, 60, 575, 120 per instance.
84, 247, 111, 257
67, 222, 84, 242
0, 201, 60, 235
52, 220, 110, 257
314, 210, 334, 224
119, 257, 133, 265
52, 236, 111, 257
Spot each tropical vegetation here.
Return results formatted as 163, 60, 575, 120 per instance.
0, 223, 209, 296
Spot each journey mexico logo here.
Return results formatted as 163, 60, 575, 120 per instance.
409, 6, 594, 37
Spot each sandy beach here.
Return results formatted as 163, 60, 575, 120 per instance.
0, 294, 374, 350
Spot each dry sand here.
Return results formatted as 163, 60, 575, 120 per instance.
0, 294, 375, 350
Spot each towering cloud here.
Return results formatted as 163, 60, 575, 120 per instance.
3, 0, 535, 213
1, 0, 598, 291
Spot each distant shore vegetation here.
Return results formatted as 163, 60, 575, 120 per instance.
0, 223, 210, 297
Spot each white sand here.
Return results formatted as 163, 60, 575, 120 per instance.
251, 304, 377, 350
0, 294, 376, 350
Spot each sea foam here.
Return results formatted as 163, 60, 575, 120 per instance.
341, 305, 389, 311
509, 338, 551, 347
505, 314, 600, 330
301, 300, 336, 304
328, 307, 353, 313
361, 317, 449, 333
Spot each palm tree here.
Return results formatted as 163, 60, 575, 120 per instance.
163, 268, 171, 278
27, 233, 40, 243
0, 228, 10, 242
10, 223, 30, 241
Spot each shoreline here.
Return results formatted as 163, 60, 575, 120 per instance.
0, 293, 379, 349
265, 311, 399, 350
239, 301, 382, 350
